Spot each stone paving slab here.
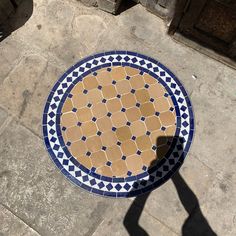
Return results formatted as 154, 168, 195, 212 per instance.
0, 55, 47, 119
0, 204, 40, 236
200, 178, 236, 236
20, 61, 64, 137
0, 121, 113, 236
0, 38, 25, 83
93, 199, 178, 236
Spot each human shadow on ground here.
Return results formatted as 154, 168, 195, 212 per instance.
123, 136, 217, 236
0, 0, 33, 42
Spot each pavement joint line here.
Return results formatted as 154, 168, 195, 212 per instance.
142, 210, 180, 235
19, 121, 43, 140
18, 60, 49, 120
0, 115, 13, 137
90, 219, 105, 236
86, 199, 117, 236
143, 209, 179, 235
181, 150, 236, 187
126, 197, 180, 235
194, 156, 215, 172
192, 154, 235, 185
0, 203, 42, 236
0, 55, 24, 84
14, 37, 69, 70
0, 104, 43, 140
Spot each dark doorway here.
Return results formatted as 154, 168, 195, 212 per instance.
170, 0, 236, 59
0, 0, 33, 42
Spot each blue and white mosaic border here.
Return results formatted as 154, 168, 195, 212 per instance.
42, 51, 194, 198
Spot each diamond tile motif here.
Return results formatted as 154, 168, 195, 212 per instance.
43, 51, 194, 198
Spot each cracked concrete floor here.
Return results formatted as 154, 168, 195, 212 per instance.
0, 0, 236, 235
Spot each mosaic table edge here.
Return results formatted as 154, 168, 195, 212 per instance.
42, 51, 194, 198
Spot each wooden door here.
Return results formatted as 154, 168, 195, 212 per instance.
178, 0, 236, 58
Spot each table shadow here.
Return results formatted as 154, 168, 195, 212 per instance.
123, 136, 217, 236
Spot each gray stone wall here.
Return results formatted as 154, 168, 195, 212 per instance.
77, 0, 176, 19
97, 0, 123, 14
77, 0, 123, 14
137, 0, 176, 20
78, 0, 97, 7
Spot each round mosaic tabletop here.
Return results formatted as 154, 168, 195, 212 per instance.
43, 51, 194, 198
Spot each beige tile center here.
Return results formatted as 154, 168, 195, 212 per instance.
60, 66, 177, 178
